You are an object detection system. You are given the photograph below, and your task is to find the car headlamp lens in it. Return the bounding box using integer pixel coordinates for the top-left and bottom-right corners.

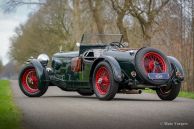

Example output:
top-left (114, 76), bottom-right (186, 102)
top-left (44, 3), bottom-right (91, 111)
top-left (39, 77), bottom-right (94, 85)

top-left (37, 54), bottom-right (50, 66)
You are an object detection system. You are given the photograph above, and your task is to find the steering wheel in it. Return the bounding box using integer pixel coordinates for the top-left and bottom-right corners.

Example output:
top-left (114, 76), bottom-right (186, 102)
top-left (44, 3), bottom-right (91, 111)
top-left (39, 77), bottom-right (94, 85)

top-left (109, 42), bottom-right (124, 48)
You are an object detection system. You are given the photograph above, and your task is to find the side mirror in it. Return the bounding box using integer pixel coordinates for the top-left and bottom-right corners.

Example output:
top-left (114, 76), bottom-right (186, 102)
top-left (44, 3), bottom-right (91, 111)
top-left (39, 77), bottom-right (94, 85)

top-left (76, 42), bottom-right (80, 47)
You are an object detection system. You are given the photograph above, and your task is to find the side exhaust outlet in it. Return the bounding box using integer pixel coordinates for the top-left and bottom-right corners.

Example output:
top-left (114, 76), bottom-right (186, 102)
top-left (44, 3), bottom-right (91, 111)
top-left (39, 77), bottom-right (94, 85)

top-left (119, 89), bottom-right (142, 94)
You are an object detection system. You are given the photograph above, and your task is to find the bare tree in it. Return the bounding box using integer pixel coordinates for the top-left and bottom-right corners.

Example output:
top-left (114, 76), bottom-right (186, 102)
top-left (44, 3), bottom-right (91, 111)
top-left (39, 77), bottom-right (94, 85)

top-left (88, 0), bottom-right (105, 34)
top-left (111, 0), bottom-right (169, 46)
top-left (0, 59), bottom-right (3, 73)
top-left (3, 0), bottom-right (45, 12)
top-left (192, 0), bottom-right (194, 91)
top-left (111, 0), bottom-right (130, 42)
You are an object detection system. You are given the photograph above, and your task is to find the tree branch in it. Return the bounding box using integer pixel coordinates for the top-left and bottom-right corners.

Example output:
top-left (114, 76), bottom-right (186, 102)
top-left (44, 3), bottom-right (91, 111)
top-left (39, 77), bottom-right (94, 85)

top-left (3, 0), bottom-right (45, 12)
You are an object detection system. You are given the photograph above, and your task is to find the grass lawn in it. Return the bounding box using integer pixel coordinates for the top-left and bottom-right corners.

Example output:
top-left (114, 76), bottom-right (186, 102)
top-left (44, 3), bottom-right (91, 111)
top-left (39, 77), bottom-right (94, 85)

top-left (144, 89), bottom-right (194, 99)
top-left (0, 80), bottom-right (21, 129)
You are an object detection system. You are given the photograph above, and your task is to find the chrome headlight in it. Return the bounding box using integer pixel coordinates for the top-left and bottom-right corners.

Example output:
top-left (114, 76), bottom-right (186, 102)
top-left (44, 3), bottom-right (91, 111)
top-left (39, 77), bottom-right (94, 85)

top-left (37, 54), bottom-right (50, 66)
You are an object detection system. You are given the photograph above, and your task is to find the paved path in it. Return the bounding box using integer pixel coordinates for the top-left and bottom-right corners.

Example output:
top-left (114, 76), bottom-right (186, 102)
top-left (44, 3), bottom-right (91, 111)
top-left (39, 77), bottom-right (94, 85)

top-left (11, 80), bottom-right (194, 129)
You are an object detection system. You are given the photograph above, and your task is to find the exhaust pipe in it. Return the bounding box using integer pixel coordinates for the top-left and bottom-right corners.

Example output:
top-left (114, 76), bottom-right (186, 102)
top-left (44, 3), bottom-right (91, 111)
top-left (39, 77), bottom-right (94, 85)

top-left (119, 89), bottom-right (142, 94)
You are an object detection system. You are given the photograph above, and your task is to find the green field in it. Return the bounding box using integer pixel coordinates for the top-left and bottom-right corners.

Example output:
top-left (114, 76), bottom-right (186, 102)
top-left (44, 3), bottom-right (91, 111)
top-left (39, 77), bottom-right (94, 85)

top-left (0, 80), bottom-right (21, 129)
top-left (144, 89), bottom-right (194, 99)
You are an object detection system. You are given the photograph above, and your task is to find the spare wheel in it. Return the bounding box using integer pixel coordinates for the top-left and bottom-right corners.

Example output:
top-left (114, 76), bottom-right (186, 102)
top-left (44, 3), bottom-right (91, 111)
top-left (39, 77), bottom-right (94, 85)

top-left (135, 47), bottom-right (171, 85)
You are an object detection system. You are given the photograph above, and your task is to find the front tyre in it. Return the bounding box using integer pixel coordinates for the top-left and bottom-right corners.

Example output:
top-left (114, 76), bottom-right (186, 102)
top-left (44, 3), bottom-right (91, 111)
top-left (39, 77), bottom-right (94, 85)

top-left (92, 61), bottom-right (118, 100)
top-left (156, 83), bottom-right (181, 101)
top-left (18, 64), bottom-right (48, 97)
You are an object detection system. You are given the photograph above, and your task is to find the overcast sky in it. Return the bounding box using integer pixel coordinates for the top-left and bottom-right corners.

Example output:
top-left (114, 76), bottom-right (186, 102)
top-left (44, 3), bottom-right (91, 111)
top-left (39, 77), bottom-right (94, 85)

top-left (0, 1), bottom-right (38, 65)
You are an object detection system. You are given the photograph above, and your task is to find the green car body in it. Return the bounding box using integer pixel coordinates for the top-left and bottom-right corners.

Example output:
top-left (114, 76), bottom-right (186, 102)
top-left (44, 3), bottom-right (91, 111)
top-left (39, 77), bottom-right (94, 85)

top-left (18, 34), bottom-right (184, 100)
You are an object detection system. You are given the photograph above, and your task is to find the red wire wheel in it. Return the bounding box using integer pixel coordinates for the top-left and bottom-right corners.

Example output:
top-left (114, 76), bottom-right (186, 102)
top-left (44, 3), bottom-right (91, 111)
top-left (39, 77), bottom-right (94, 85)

top-left (95, 66), bottom-right (110, 95)
top-left (93, 61), bottom-right (118, 100)
top-left (156, 83), bottom-right (181, 101)
top-left (18, 65), bottom-right (48, 97)
top-left (142, 52), bottom-right (167, 73)
top-left (21, 68), bottom-right (39, 93)
top-left (135, 47), bottom-right (171, 85)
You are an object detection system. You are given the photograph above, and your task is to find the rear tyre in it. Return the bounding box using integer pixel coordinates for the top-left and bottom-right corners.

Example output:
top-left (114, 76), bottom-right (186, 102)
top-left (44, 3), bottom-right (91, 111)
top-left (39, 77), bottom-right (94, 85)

top-left (18, 64), bottom-right (48, 97)
top-left (92, 61), bottom-right (118, 100)
top-left (77, 90), bottom-right (94, 96)
top-left (135, 47), bottom-right (171, 85)
top-left (156, 83), bottom-right (181, 101)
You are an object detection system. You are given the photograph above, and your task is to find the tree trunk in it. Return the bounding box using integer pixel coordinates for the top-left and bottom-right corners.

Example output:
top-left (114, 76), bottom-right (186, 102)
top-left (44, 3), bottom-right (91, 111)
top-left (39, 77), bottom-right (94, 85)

top-left (192, 0), bottom-right (194, 92)
top-left (116, 12), bottom-right (129, 43)
top-left (73, 0), bottom-right (81, 42)
top-left (88, 0), bottom-right (104, 34)
top-left (143, 23), bottom-right (152, 46)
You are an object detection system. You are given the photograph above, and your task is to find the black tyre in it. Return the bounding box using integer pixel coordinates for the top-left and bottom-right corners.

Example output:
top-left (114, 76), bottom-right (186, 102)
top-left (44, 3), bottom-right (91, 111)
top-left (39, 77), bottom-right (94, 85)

top-left (156, 83), bottom-right (181, 101)
top-left (18, 64), bottom-right (48, 97)
top-left (135, 47), bottom-right (171, 85)
top-left (92, 61), bottom-right (118, 100)
top-left (77, 90), bottom-right (94, 96)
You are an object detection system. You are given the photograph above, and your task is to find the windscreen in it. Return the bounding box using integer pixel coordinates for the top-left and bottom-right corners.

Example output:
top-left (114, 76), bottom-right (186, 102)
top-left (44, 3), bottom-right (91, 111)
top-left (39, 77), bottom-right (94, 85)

top-left (81, 34), bottom-right (123, 45)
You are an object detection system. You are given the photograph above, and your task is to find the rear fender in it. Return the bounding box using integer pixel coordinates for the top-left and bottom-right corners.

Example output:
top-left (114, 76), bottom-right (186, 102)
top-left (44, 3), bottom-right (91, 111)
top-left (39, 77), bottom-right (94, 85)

top-left (30, 59), bottom-right (47, 89)
top-left (167, 56), bottom-right (184, 81)
top-left (90, 56), bottom-right (123, 84)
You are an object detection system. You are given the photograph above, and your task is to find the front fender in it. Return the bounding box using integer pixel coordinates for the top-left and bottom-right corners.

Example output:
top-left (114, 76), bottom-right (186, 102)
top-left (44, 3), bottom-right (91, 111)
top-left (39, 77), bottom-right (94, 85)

top-left (30, 59), bottom-right (46, 89)
top-left (167, 56), bottom-right (184, 81)
top-left (90, 56), bottom-right (123, 82)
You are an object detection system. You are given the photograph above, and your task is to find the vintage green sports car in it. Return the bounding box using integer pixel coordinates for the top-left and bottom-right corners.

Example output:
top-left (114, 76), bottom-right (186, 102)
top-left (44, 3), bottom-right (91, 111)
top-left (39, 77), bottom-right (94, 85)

top-left (18, 34), bottom-right (184, 100)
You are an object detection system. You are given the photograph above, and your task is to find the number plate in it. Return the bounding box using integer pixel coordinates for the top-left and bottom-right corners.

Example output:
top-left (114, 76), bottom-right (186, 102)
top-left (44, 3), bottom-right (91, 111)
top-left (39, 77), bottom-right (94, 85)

top-left (148, 73), bottom-right (169, 80)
